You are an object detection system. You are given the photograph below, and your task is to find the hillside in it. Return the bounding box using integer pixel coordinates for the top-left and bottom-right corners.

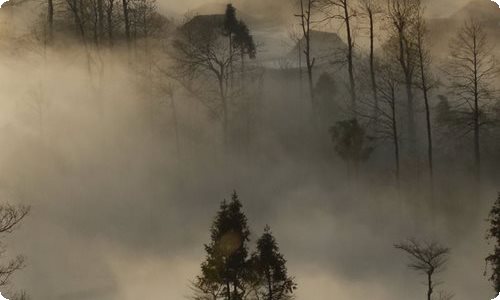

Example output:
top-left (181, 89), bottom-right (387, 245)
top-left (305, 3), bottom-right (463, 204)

top-left (428, 0), bottom-right (500, 58)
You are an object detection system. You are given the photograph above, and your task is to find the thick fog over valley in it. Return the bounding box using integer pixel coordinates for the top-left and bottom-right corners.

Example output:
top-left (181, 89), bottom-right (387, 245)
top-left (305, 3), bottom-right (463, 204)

top-left (0, 0), bottom-right (498, 300)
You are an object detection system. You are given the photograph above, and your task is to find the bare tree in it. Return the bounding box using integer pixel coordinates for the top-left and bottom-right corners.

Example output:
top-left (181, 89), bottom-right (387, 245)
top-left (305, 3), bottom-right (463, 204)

top-left (294, 0), bottom-right (320, 111)
top-left (386, 0), bottom-right (421, 155)
top-left (414, 9), bottom-right (437, 183)
top-left (359, 0), bottom-right (382, 124)
top-left (122, 0), bottom-right (131, 49)
top-left (445, 18), bottom-right (498, 182)
top-left (360, 57), bottom-right (402, 187)
top-left (320, 0), bottom-right (357, 115)
top-left (170, 15), bottom-right (241, 146)
top-left (395, 239), bottom-right (450, 300)
top-left (288, 26), bottom-right (305, 99)
top-left (47, 0), bottom-right (54, 42)
top-left (104, 0), bottom-right (116, 45)
top-left (0, 204), bottom-right (30, 287)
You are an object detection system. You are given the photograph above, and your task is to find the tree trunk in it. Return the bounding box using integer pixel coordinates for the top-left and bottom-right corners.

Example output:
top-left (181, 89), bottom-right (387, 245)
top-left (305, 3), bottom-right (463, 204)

top-left (122, 0), bottom-right (131, 49)
top-left (473, 37), bottom-right (481, 183)
top-left (396, 27), bottom-right (416, 157)
top-left (267, 269), bottom-right (273, 300)
top-left (218, 73), bottom-right (229, 147)
top-left (226, 281), bottom-right (231, 300)
top-left (343, 0), bottom-right (356, 116)
top-left (368, 11), bottom-right (378, 127)
top-left (170, 93), bottom-right (181, 159)
top-left (418, 44), bottom-right (433, 180)
top-left (300, 0), bottom-right (315, 113)
top-left (391, 86), bottom-right (400, 190)
top-left (47, 0), bottom-right (54, 41)
top-left (427, 272), bottom-right (433, 300)
top-left (106, 1), bottom-right (114, 46)
top-left (98, 0), bottom-right (104, 43)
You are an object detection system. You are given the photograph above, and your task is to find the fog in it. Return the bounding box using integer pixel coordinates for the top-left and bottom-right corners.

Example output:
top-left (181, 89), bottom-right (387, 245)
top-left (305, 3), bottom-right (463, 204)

top-left (0, 0), bottom-right (497, 300)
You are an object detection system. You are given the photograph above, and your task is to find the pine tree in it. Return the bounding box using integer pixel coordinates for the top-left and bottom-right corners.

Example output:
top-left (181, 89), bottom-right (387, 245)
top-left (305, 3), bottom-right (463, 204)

top-left (224, 4), bottom-right (239, 63)
top-left (193, 192), bottom-right (251, 300)
top-left (253, 226), bottom-right (296, 300)
top-left (486, 193), bottom-right (500, 293)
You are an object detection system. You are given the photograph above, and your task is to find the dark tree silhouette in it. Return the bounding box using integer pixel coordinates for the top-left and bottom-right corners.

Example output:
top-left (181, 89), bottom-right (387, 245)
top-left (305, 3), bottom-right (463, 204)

top-left (193, 192), bottom-right (251, 300)
top-left (486, 193), bottom-right (500, 293)
top-left (359, 0), bottom-right (382, 125)
top-left (386, 0), bottom-right (421, 157)
top-left (294, 0), bottom-right (321, 112)
top-left (252, 226), bottom-right (297, 300)
top-left (395, 239), bottom-right (450, 300)
top-left (320, 0), bottom-right (357, 115)
top-left (445, 18), bottom-right (498, 183)
top-left (330, 119), bottom-right (373, 177)
top-left (0, 204), bottom-right (30, 287)
top-left (415, 10), bottom-right (437, 183)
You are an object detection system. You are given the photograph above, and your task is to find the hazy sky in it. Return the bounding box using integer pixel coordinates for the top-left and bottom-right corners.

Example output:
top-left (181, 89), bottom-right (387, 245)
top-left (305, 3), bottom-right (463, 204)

top-left (158, 0), bottom-right (474, 18)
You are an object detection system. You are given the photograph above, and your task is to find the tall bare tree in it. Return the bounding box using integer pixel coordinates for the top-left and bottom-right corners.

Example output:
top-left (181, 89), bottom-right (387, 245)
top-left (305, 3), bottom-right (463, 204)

top-left (415, 9), bottom-right (437, 182)
top-left (386, 0), bottom-right (421, 155)
top-left (359, 0), bottom-right (382, 124)
top-left (104, 0), bottom-right (116, 45)
top-left (295, 0), bottom-right (320, 112)
top-left (122, 0), bottom-right (131, 49)
top-left (320, 0), bottom-right (357, 115)
top-left (445, 18), bottom-right (498, 182)
top-left (171, 16), bottom-right (241, 146)
top-left (395, 239), bottom-right (450, 300)
top-left (0, 204), bottom-right (30, 287)
top-left (47, 0), bottom-right (54, 42)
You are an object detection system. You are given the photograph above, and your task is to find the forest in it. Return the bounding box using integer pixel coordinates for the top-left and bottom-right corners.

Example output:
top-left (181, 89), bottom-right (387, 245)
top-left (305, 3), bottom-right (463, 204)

top-left (0, 0), bottom-right (497, 299)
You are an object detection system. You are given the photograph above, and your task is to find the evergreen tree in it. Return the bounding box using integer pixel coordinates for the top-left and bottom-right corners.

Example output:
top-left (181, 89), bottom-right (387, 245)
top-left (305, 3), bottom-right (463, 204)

top-left (224, 4), bottom-right (238, 38)
top-left (253, 226), bottom-right (296, 300)
top-left (486, 193), bottom-right (500, 293)
top-left (194, 192), bottom-right (251, 300)
top-left (224, 3), bottom-right (239, 59)
top-left (234, 20), bottom-right (256, 60)
top-left (330, 119), bottom-right (374, 177)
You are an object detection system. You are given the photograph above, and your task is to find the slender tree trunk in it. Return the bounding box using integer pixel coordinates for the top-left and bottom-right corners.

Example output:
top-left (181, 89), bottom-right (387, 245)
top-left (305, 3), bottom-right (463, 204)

top-left (391, 86), bottom-right (400, 189)
top-left (427, 272), bottom-right (433, 300)
top-left (218, 74), bottom-right (229, 146)
top-left (106, 1), bottom-right (114, 46)
top-left (299, 0), bottom-right (315, 112)
top-left (98, 0), bottom-right (104, 42)
top-left (226, 282), bottom-right (231, 300)
top-left (170, 93), bottom-right (181, 158)
top-left (122, 0), bottom-right (131, 50)
top-left (47, 0), bottom-right (54, 41)
top-left (397, 27), bottom-right (416, 156)
top-left (343, 0), bottom-right (356, 115)
top-left (298, 35), bottom-right (304, 99)
top-left (418, 45), bottom-right (433, 180)
top-left (267, 270), bottom-right (273, 300)
top-left (405, 74), bottom-right (416, 154)
top-left (368, 11), bottom-right (378, 126)
top-left (473, 37), bottom-right (481, 183)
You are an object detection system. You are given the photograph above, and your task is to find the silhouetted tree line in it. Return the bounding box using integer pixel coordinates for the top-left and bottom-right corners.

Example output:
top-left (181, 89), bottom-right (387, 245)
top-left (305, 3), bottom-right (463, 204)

top-left (37, 0), bottom-right (168, 47)
top-left (292, 0), bottom-right (499, 192)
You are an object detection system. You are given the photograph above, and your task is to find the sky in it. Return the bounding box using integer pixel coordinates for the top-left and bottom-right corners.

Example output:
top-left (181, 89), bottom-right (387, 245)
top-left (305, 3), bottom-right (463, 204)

top-left (157, 0), bottom-right (476, 18)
